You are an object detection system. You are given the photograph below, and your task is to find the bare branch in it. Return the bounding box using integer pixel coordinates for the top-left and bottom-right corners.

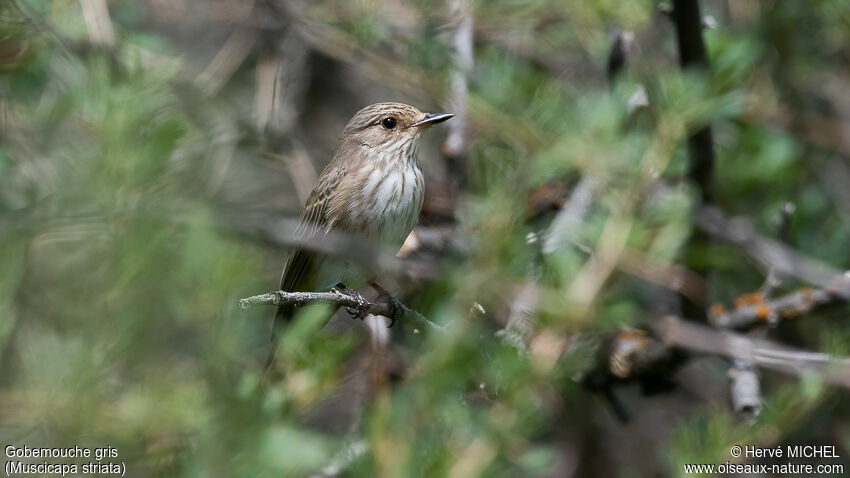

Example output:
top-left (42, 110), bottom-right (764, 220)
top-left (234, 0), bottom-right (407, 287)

top-left (240, 289), bottom-right (446, 334)
top-left (697, 207), bottom-right (850, 299)
top-left (604, 311), bottom-right (850, 392)
top-left (652, 315), bottom-right (850, 389)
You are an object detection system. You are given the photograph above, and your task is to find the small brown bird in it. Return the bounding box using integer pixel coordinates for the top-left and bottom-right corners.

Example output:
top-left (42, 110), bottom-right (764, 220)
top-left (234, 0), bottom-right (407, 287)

top-left (273, 102), bottom-right (453, 331)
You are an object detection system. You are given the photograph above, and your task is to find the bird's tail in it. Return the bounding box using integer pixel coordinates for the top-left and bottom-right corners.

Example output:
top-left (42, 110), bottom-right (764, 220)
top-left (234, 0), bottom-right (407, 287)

top-left (264, 302), bottom-right (296, 383)
top-left (273, 302), bottom-right (296, 331)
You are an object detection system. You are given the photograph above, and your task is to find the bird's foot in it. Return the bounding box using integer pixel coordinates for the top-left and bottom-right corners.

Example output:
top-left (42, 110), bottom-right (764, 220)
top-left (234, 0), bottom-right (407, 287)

top-left (384, 296), bottom-right (404, 328)
top-left (335, 283), bottom-right (369, 320)
top-left (368, 281), bottom-right (404, 328)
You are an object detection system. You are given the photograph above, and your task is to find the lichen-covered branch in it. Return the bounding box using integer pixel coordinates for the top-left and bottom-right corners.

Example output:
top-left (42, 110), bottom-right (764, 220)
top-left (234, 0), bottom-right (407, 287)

top-left (708, 287), bottom-right (835, 329)
top-left (603, 316), bottom-right (850, 390)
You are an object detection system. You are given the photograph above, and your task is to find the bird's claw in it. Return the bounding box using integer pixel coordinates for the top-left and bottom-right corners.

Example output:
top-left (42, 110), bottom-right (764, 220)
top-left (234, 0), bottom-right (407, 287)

top-left (368, 281), bottom-right (405, 328)
top-left (336, 284), bottom-right (368, 320)
top-left (385, 297), bottom-right (404, 328)
top-left (333, 282), bottom-right (404, 326)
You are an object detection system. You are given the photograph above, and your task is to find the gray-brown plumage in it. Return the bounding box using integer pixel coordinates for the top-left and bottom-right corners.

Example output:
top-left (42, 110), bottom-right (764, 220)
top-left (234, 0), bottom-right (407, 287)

top-left (273, 102), bottom-right (453, 331)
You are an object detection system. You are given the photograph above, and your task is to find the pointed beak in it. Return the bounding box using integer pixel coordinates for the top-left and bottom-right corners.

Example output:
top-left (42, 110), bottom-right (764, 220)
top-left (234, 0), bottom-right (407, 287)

top-left (410, 112), bottom-right (454, 128)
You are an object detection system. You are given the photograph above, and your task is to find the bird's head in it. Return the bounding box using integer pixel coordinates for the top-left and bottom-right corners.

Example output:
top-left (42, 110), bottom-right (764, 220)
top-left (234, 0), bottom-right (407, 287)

top-left (340, 102), bottom-right (453, 157)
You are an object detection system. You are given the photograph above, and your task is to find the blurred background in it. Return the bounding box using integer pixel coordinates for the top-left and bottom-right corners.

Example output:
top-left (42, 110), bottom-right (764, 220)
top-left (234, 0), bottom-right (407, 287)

top-left (2, 0), bottom-right (850, 476)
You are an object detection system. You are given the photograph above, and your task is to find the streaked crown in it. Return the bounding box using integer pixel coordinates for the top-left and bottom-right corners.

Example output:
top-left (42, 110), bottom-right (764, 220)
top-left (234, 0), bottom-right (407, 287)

top-left (343, 102), bottom-right (424, 135)
top-left (338, 102), bottom-right (453, 159)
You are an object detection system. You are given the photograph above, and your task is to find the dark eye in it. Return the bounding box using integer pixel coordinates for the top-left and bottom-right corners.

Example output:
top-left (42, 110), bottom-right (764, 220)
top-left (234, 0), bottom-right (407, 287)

top-left (381, 117), bottom-right (397, 130)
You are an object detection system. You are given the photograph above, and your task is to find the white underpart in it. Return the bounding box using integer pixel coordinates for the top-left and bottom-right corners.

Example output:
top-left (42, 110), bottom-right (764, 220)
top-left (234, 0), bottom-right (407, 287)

top-left (357, 136), bottom-right (424, 250)
top-left (316, 136), bottom-right (423, 289)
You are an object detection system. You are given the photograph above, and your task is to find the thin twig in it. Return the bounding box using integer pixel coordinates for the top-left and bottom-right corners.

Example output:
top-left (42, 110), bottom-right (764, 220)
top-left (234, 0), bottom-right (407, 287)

top-left (240, 290), bottom-right (445, 334)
